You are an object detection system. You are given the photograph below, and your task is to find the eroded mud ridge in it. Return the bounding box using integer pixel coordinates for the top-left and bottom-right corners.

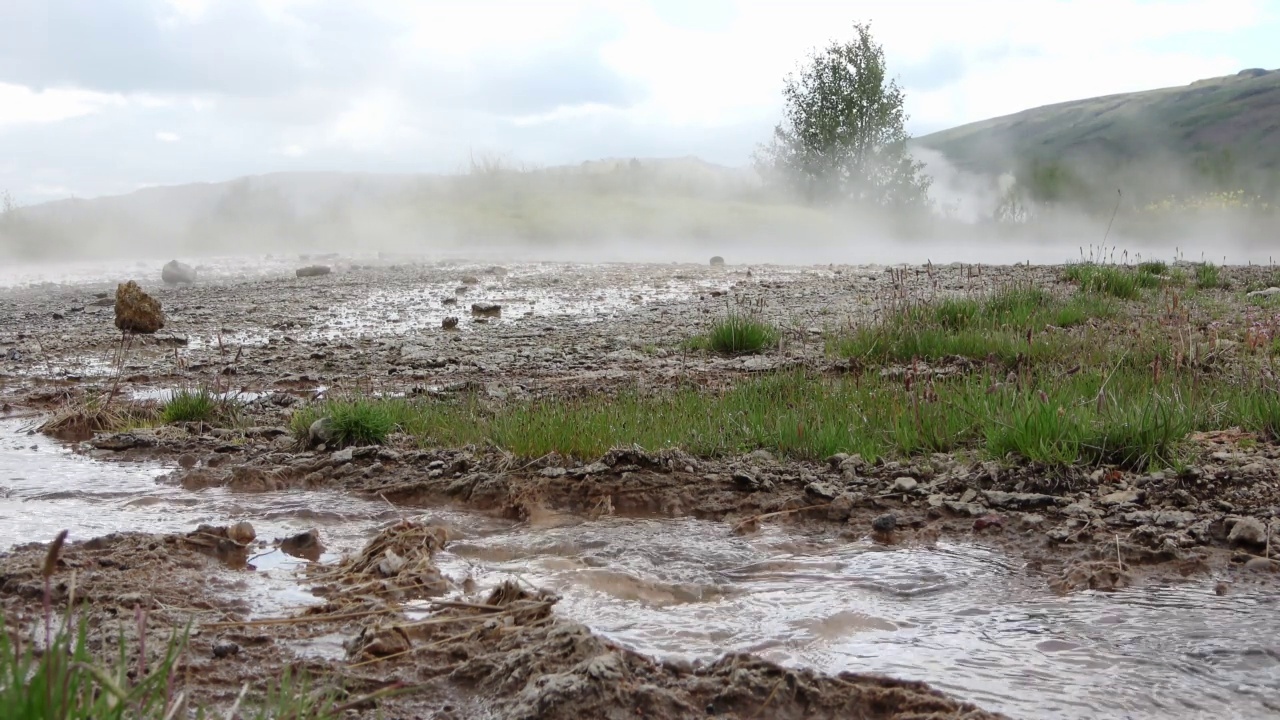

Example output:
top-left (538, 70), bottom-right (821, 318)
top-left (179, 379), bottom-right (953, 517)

top-left (4, 255), bottom-right (1280, 717)
top-left (0, 522), bottom-right (1005, 719)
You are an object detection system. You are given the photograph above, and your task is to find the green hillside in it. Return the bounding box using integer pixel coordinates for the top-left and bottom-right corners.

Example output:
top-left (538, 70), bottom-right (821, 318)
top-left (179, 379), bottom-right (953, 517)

top-left (915, 68), bottom-right (1280, 200)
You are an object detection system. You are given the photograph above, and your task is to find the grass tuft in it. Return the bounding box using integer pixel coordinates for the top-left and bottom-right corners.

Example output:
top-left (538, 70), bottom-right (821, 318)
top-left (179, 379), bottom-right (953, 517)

top-left (291, 398), bottom-right (398, 448)
top-left (1194, 262), bottom-right (1226, 289)
top-left (1063, 264), bottom-right (1142, 300)
top-left (159, 387), bottom-right (221, 424)
top-left (695, 313), bottom-right (779, 355)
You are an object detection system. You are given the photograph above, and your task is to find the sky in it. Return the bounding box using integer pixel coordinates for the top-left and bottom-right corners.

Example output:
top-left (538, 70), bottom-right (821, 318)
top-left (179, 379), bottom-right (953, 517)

top-left (0, 0), bottom-right (1277, 204)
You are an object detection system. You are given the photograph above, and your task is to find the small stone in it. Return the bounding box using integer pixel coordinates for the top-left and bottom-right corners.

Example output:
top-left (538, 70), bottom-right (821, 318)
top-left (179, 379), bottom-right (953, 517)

top-left (470, 302), bottom-right (502, 318)
top-left (331, 447), bottom-right (354, 464)
top-left (973, 514), bottom-right (1005, 531)
top-left (805, 481), bottom-right (839, 500)
top-left (227, 521), bottom-right (256, 545)
top-left (1100, 489), bottom-right (1141, 506)
top-left (709, 256), bottom-right (725, 267)
top-left (1227, 517), bottom-right (1268, 547)
top-left (296, 265), bottom-right (331, 278)
top-left (871, 513), bottom-right (897, 533)
top-left (1243, 556), bottom-right (1278, 573)
top-left (212, 641), bottom-right (240, 659)
top-left (442, 316), bottom-right (459, 330)
top-left (891, 477), bottom-right (918, 493)
top-left (161, 260), bottom-right (198, 285)
top-left (539, 466), bottom-right (567, 478)
top-left (308, 417), bottom-right (335, 447)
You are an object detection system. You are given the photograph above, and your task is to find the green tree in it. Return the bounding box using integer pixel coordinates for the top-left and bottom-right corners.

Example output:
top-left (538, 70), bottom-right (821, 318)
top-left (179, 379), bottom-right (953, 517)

top-left (755, 22), bottom-right (932, 210)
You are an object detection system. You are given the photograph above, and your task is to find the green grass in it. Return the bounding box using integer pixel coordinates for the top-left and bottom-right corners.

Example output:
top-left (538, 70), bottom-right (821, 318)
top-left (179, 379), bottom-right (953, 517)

top-left (288, 368), bottom-right (1280, 471)
top-left (1062, 264), bottom-right (1143, 299)
top-left (292, 398), bottom-right (398, 448)
top-left (829, 286), bottom-right (1115, 365)
top-left (1137, 261), bottom-right (1168, 276)
top-left (0, 616), bottom-right (341, 719)
top-left (1195, 262), bottom-right (1226, 289)
top-left (689, 313), bottom-right (779, 355)
top-left (159, 387), bottom-right (223, 424)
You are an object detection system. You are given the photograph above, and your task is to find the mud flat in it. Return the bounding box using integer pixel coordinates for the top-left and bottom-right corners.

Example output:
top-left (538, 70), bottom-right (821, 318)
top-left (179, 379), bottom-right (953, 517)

top-left (3, 253), bottom-right (1280, 717)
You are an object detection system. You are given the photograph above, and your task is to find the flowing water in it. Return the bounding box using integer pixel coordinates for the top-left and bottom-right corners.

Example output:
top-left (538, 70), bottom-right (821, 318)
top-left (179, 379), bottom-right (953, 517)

top-left (1, 419), bottom-right (1277, 719)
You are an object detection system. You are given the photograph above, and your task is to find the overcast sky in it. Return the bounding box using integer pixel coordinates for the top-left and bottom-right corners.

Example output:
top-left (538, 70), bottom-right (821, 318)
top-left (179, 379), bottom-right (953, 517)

top-left (1, 0), bottom-right (1276, 203)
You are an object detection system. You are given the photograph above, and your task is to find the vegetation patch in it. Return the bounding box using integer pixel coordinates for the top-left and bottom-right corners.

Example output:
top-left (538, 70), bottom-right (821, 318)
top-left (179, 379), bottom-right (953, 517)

top-left (289, 367), bottom-right (1280, 472)
top-left (829, 285), bottom-right (1115, 365)
top-left (688, 313), bottom-right (780, 355)
top-left (290, 397), bottom-right (398, 448)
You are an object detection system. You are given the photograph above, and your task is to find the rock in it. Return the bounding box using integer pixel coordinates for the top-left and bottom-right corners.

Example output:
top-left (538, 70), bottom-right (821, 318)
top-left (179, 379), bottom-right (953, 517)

top-left (461, 275), bottom-right (480, 285)
top-left (212, 641), bottom-right (241, 659)
top-left (396, 346), bottom-right (452, 369)
top-left (834, 453), bottom-right (865, 476)
top-left (1246, 286), bottom-right (1280, 298)
top-left (161, 260), bottom-right (197, 285)
top-left (90, 432), bottom-right (156, 451)
top-left (891, 476), bottom-right (918, 493)
top-left (871, 513), bottom-right (897, 533)
top-left (973, 515), bottom-right (1005, 531)
top-left (442, 316), bottom-right (459, 330)
top-left (296, 265), bottom-right (331, 278)
top-left (804, 481), bottom-right (839, 500)
top-left (709, 256), bottom-right (725, 267)
top-left (1100, 489), bottom-right (1142, 507)
top-left (280, 529), bottom-right (323, 561)
top-left (114, 281), bottom-right (165, 334)
top-left (1238, 462), bottom-right (1266, 476)
top-left (331, 447), bottom-right (354, 464)
top-left (227, 521), bottom-right (256, 545)
top-left (471, 302), bottom-right (502, 318)
top-left (981, 490), bottom-right (1057, 510)
top-left (308, 417), bottom-right (335, 447)
top-left (732, 472), bottom-right (773, 492)
top-left (539, 467), bottom-right (567, 478)
top-left (1244, 556), bottom-right (1279, 572)
top-left (1227, 517), bottom-right (1268, 547)
top-left (443, 297), bottom-right (458, 306)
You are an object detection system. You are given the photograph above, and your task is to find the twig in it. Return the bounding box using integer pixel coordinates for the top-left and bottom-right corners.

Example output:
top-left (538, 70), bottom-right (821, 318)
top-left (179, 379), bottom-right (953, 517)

top-left (200, 607), bottom-right (396, 628)
top-left (731, 503), bottom-right (831, 532)
top-left (224, 683), bottom-right (249, 720)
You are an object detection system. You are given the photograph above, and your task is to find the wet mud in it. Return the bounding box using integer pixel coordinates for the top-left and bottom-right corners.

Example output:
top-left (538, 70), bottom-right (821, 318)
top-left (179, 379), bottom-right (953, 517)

top-left (4, 255), bottom-right (1280, 717)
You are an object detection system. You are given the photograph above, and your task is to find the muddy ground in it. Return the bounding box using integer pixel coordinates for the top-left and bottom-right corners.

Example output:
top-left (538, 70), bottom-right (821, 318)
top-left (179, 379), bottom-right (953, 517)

top-left (2, 256), bottom-right (1280, 717)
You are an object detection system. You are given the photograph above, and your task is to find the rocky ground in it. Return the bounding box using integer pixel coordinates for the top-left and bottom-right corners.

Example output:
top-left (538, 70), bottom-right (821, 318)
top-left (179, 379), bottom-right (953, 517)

top-left (3, 255), bottom-right (1280, 717)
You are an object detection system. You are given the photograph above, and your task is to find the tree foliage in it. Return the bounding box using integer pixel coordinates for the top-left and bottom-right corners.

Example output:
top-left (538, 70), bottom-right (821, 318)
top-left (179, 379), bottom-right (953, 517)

top-left (755, 22), bottom-right (932, 211)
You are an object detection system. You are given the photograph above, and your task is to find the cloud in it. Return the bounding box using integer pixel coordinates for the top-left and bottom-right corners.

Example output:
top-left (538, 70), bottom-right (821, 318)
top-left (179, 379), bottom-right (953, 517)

top-left (0, 82), bottom-right (123, 128)
top-left (0, 0), bottom-right (1275, 202)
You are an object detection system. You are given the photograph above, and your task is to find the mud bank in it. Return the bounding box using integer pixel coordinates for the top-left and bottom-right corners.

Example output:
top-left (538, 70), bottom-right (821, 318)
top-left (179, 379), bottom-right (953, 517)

top-left (71, 425), bottom-right (1280, 595)
top-left (0, 522), bottom-right (1007, 719)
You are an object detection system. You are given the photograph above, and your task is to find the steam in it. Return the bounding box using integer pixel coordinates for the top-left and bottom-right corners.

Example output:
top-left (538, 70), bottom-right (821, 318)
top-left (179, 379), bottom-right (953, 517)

top-left (2, 140), bottom-right (1276, 270)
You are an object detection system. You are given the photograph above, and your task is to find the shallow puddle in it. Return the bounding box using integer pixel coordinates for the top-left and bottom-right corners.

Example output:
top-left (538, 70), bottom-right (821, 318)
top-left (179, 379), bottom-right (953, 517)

top-left (2, 422), bottom-right (1277, 719)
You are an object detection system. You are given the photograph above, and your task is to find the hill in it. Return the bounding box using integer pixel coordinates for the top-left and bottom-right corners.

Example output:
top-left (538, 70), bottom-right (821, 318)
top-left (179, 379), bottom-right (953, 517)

top-left (914, 68), bottom-right (1280, 199)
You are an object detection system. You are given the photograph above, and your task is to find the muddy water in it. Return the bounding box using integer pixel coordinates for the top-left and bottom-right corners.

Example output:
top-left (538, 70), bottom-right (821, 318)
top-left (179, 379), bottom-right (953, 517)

top-left (2, 423), bottom-right (1276, 719)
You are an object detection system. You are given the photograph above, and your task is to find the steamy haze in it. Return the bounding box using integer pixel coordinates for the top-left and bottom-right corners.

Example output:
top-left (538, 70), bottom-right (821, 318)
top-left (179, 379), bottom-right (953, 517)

top-left (2, 0), bottom-right (1279, 269)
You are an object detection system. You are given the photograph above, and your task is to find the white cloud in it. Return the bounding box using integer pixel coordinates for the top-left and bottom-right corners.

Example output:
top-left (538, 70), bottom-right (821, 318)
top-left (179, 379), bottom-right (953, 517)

top-left (0, 83), bottom-right (123, 128)
top-left (0, 0), bottom-right (1274, 202)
